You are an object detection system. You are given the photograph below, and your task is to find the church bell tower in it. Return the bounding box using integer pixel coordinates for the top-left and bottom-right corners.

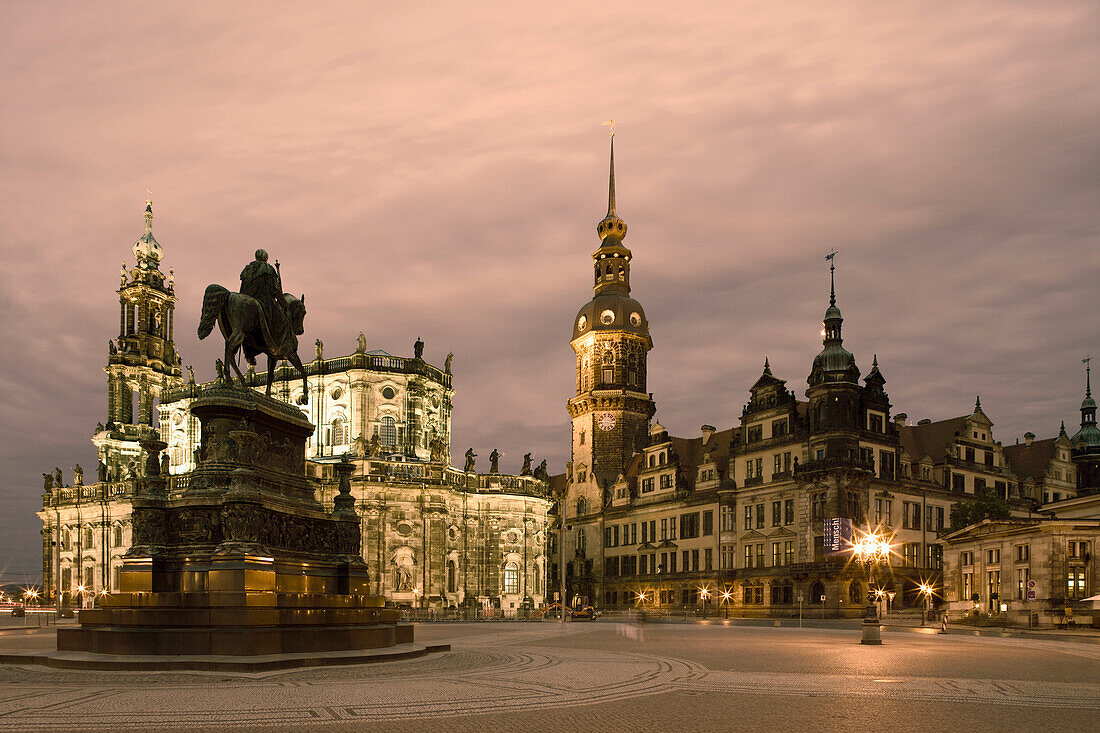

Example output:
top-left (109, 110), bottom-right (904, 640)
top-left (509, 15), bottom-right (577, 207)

top-left (566, 135), bottom-right (656, 510)
top-left (93, 201), bottom-right (183, 480)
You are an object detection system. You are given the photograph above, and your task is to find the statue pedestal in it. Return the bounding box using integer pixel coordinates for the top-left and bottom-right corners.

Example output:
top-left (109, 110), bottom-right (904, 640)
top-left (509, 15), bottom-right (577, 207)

top-left (57, 385), bottom-right (422, 665)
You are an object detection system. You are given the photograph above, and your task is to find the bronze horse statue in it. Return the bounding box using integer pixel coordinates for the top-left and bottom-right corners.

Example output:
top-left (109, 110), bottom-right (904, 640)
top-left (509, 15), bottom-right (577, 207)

top-left (197, 285), bottom-right (309, 404)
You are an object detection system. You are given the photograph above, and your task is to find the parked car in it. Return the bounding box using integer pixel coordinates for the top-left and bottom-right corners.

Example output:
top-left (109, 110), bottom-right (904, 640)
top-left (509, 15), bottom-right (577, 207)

top-left (2, 602), bottom-right (25, 617)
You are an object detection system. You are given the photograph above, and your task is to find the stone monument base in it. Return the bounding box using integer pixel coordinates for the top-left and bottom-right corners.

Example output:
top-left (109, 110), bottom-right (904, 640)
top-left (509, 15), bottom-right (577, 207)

top-left (48, 384), bottom-right (430, 669)
top-left (59, 591), bottom-right (409, 657)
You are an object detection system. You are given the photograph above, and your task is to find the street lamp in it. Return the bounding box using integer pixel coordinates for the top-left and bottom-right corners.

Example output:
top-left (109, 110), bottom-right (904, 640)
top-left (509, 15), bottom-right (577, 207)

top-left (699, 587), bottom-right (710, 620)
top-left (722, 590), bottom-right (732, 619)
top-left (918, 582), bottom-right (934, 626)
top-left (852, 531), bottom-right (891, 645)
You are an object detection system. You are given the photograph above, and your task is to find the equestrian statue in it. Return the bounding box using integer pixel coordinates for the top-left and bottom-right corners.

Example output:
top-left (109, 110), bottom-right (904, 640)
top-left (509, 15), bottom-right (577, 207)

top-left (197, 249), bottom-right (309, 404)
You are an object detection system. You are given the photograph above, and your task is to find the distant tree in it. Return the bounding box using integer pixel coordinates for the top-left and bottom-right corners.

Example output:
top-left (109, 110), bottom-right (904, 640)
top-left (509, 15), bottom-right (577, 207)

top-left (950, 486), bottom-right (1011, 530)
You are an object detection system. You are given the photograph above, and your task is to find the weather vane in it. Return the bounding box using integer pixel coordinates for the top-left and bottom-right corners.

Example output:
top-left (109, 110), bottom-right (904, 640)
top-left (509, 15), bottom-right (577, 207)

top-left (601, 119), bottom-right (617, 138)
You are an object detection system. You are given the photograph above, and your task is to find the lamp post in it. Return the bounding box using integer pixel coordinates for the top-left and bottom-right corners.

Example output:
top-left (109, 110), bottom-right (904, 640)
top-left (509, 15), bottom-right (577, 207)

top-left (722, 590), bottom-right (731, 619)
top-left (700, 587), bottom-right (710, 620)
top-left (918, 583), bottom-right (933, 626)
top-left (852, 531), bottom-right (891, 645)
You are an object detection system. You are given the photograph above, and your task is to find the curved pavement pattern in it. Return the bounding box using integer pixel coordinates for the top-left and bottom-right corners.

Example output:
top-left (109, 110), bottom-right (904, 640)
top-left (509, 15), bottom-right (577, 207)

top-left (1, 624), bottom-right (1098, 730)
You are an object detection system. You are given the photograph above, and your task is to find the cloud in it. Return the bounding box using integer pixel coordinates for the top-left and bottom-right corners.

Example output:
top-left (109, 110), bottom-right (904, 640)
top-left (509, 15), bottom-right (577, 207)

top-left (1, 1), bottom-right (1098, 579)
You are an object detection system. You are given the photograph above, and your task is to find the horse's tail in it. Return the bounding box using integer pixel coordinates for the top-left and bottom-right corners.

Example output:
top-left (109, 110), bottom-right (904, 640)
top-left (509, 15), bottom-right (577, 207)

top-left (198, 284), bottom-right (229, 340)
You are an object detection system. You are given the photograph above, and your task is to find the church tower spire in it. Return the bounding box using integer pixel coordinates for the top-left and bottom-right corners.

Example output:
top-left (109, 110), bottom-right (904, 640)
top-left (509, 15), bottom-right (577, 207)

top-left (592, 133), bottom-right (633, 297)
top-left (568, 130), bottom-right (655, 496)
top-left (1071, 355), bottom-right (1100, 495)
top-left (596, 135), bottom-right (627, 241)
top-left (96, 200), bottom-right (184, 481)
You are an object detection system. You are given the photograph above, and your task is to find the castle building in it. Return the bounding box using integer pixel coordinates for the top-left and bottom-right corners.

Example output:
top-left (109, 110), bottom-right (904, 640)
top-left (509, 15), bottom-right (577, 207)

top-left (555, 141), bottom-right (1089, 617)
top-left (38, 203), bottom-right (551, 615)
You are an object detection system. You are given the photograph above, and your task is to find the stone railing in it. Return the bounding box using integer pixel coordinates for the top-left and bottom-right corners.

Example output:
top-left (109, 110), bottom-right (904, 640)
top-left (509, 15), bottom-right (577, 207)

top-left (161, 352), bottom-right (451, 405)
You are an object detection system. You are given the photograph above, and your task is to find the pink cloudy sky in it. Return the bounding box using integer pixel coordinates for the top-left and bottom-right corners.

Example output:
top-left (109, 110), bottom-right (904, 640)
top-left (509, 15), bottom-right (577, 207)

top-left (1, 1), bottom-right (1098, 582)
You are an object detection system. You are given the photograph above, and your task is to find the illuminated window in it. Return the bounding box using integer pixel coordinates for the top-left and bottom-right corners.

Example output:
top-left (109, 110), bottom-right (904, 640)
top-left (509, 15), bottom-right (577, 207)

top-left (503, 562), bottom-right (519, 594)
top-left (379, 417), bottom-right (397, 446)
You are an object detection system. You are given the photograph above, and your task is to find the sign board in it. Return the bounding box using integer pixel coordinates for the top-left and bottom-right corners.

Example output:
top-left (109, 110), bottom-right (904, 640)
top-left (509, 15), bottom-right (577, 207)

top-left (1027, 590), bottom-right (1036, 601)
top-left (823, 517), bottom-right (853, 557)
top-left (1027, 579), bottom-right (1036, 590)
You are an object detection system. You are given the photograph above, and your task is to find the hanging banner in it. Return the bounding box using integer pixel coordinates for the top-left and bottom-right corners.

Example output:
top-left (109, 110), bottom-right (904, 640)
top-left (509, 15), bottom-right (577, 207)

top-left (823, 517), bottom-right (853, 557)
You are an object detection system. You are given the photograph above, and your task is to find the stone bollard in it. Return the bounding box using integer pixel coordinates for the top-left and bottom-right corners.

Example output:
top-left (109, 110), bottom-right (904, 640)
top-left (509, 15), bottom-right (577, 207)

top-left (860, 603), bottom-right (883, 645)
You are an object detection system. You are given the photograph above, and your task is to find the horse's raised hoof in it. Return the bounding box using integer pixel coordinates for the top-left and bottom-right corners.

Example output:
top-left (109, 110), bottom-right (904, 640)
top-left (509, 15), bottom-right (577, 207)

top-left (297, 395), bottom-right (308, 406)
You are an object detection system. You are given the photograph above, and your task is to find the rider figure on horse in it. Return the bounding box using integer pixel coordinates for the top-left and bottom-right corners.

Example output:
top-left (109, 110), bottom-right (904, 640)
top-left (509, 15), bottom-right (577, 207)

top-left (240, 250), bottom-right (290, 353)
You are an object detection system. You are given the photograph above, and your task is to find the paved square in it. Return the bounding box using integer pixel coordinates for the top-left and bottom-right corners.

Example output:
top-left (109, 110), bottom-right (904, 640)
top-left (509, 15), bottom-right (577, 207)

top-left (1, 622), bottom-right (1097, 732)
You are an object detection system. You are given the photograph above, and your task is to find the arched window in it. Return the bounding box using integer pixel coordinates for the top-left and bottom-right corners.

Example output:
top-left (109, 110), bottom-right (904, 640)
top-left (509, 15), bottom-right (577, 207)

top-left (447, 560), bottom-right (457, 593)
top-left (617, 265), bottom-right (624, 279)
top-left (648, 455), bottom-right (655, 468)
top-left (331, 416), bottom-right (348, 446)
top-left (576, 529), bottom-right (586, 553)
top-left (503, 561), bottom-right (519, 594)
top-left (113, 525), bottom-right (123, 547)
top-left (849, 581), bottom-right (864, 605)
top-left (84, 526), bottom-right (94, 547)
top-left (811, 581), bottom-right (825, 604)
top-left (576, 497), bottom-right (587, 516)
top-left (532, 563), bottom-right (540, 594)
top-left (380, 416), bottom-right (397, 447)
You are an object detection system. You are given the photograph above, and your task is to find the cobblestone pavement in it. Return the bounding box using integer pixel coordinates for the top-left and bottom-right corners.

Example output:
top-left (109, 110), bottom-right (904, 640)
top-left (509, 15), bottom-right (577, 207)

top-left (1, 623), bottom-right (1097, 732)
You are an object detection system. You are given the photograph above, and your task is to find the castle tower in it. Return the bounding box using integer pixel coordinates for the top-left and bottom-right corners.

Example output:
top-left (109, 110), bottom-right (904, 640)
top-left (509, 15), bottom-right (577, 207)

top-left (94, 201), bottom-right (183, 480)
top-left (806, 254), bottom-right (863, 463)
top-left (1071, 357), bottom-right (1100, 495)
top-left (566, 135), bottom-right (656, 506)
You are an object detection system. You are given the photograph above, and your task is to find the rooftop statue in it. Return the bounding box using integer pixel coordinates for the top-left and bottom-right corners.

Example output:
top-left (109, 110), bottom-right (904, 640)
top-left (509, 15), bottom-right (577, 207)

top-left (197, 249), bottom-right (309, 404)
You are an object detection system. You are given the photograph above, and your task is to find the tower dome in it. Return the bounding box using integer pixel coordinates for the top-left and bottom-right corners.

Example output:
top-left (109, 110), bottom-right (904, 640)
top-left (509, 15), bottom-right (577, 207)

top-left (1073, 358), bottom-right (1100, 449)
top-left (809, 254), bottom-right (857, 383)
top-left (132, 200), bottom-right (163, 268)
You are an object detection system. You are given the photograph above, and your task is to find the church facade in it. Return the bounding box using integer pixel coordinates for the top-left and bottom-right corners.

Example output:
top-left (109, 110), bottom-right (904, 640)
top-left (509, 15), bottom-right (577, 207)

top-left (554, 140), bottom-right (1091, 618)
top-left (37, 203), bottom-right (551, 615)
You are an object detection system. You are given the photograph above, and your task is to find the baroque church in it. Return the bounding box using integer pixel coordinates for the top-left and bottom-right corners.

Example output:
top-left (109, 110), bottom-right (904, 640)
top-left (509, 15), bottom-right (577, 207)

top-left (552, 138), bottom-right (1096, 617)
top-left (37, 202), bottom-right (551, 615)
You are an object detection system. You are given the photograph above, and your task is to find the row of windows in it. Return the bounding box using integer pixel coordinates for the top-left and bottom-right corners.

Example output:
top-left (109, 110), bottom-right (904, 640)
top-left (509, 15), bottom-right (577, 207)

top-left (443, 560), bottom-right (540, 595)
top-left (743, 452), bottom-right (793, 481)
top-left (900, 501), bottom-right (946, 532)
top-left (743, 500), bottom-right (795, 530)
top-left (962, 568), bottom-right (1089, 601)
top-left (962, 542), bottom-right (1089, 568)
top-left (741, 541), bottom-right (796, 569)
top-left (603, 512), bottom-right (714, 547)
top-left (639, 473), bottom-right (674, 493)
top-left (605, 548), bottom-right (714, 576)
top-left (60, 525), bottom-right (127, 550)
top-left (744, 419), bottom-right (788, 444)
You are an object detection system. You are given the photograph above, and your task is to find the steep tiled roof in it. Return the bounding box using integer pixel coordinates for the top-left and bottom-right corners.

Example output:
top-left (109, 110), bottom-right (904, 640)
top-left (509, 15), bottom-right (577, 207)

top-left (623, 427), bottom-right (736, 489)
top-left (898, 416), bottom-right (969, 461)
top-left (1003, 439), bottom-right (1056, 481)
top-left (548, 472), bottom-right (568, 497)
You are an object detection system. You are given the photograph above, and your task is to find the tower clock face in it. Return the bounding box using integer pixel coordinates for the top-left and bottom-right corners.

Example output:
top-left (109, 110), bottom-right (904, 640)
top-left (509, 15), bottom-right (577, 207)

top-left (597, 412), bottom-right (617, 431)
